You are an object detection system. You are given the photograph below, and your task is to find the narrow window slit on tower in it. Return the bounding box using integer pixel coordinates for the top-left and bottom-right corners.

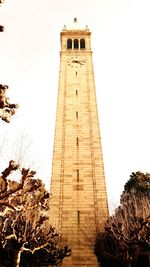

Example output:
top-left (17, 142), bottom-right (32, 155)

top-left (76, 90), bottom-right (78, 95)
top-left (76, 71), bottom-right (77, 76)
top-left (77, 211), bottom-right (80, 224)
top-left (76, 137), bottom-right (79, 146)
top-left (77, 169), bottom-right (79, 182)
top-left (76, 111), bottom-right (78, 119)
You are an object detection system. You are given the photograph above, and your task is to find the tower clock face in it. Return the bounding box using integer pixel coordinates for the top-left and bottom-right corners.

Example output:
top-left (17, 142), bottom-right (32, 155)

top-left (67, 56), bottom-right (86, 68)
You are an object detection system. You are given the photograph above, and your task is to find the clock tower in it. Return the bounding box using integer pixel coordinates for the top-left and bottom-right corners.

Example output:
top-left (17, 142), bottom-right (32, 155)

top-left (50, 19), bottom-right (109, 266)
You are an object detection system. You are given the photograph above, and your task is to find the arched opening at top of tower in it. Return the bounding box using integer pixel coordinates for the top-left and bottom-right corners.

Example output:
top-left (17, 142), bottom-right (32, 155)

top-left (67, 39), bottom-right (72, 49)
top-left (80, 39), bottom-right (85, 49)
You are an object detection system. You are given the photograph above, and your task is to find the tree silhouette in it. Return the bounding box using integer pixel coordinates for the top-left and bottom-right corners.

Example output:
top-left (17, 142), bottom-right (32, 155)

top-left (0, 1), bottom-right (5, 32)
top-left (0, 84), bottom-right (18, 122)
top-left (0, 1), bottom-right (18, 122)
top-left (0, 162), bottom-right (71, 266)
top-left (94, 172), bottom-right (150, 267)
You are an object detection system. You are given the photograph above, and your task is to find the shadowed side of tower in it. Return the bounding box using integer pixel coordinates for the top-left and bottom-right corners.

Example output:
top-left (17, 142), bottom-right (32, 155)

top-left (50, 19), bottom-right (109, 267)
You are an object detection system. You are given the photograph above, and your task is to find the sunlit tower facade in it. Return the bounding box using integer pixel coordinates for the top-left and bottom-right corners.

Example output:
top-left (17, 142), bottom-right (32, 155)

top-left (50, 19), bottom-right (109, 266)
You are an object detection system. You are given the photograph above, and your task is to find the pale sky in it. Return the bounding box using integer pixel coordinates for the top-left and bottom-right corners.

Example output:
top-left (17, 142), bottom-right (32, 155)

top-left (0, 0), bottom-right (150, 211)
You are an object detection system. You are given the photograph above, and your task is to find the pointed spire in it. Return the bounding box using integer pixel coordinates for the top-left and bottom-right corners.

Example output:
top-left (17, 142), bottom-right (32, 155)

top-left (63, 25), bottom-right (67, 31)
top-left (62, 18), bottom-right (90, 31)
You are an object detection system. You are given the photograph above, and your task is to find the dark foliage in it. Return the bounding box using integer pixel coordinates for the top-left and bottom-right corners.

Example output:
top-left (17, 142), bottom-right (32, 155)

top-left (0, 25), bottom-right (4, 32)
top-left (94, 172), bottom-right (150, 267)
top-left (0, 0), bottom-right (4, 32)
top-left (0, 85), bottom-right (18, 122)
top-left (124, 171), bottom-right (150, 194)
top-left (1, 2), bottom-right (18, 121)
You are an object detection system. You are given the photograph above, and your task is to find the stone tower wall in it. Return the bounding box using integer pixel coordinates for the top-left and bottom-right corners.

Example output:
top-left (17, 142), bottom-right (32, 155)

top-left (50, 21), bottom-right (109, 267)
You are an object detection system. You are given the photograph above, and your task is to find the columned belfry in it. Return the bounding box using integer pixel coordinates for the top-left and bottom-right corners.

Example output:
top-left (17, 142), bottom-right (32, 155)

top-left (50, 19), bottom-right (109, 266)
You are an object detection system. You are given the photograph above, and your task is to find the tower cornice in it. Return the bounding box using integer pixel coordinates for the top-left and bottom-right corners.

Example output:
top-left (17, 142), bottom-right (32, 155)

top-left (61, 30), bottom-right (91, 37)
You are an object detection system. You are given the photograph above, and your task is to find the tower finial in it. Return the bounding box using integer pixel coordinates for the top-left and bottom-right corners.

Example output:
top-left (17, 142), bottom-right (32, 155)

top-left (74, 18), bottom-right (77, 23)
